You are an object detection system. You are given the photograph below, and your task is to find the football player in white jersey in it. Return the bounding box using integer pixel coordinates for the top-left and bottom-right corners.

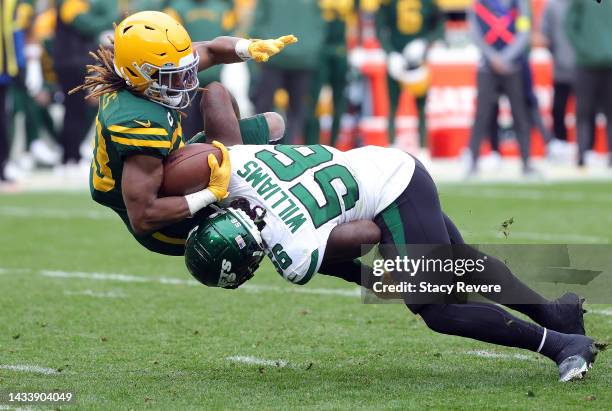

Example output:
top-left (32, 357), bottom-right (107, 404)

top-left (184, 83), bottom-right (601, 383)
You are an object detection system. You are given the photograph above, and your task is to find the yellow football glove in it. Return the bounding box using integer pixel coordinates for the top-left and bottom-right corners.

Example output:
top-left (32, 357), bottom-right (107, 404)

top-left (207, 141), bottom-right (231, 201)
top-left (248, 35), bottom-right (298, 63)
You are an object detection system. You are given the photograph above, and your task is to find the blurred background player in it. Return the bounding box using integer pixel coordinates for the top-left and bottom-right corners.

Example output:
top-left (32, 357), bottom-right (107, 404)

top-left (486, 18), bottom-right (553, 171)
top-left (9, 0), bottom-right (61, 173)
top-left (53, 0), bottom-right (123, 174)
top-left (164, 0), bottom-right (236, 138)
top-left (534, 0), bottom-right (578, 160)
top-left (0, 0), bottom-right (28, 183)
top-left (251, 0), bottom-right (325, 143)
top-left (376, 0), bottom-right (444, 152)
top-left (566, 0), bottom-right (612, 168)
top-left (304, 0), bottom-right (354, 146)
top-left (467, 0), bottom-right (534, 176)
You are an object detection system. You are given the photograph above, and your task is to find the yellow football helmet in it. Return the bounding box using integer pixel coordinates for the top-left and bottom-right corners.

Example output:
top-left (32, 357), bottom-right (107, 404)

top-left (113, 11), bottom-right (199, 109)
top-left (388, 39), bottom-right (431, 98)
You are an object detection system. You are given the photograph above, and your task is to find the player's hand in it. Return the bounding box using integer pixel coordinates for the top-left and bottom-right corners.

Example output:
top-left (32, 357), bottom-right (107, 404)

top-left (248, 35), bottom-right (298, 63)
top-left (207, 141), bottom-right (231, 201)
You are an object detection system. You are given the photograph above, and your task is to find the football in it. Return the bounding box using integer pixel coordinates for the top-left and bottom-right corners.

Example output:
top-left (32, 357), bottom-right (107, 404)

top-left (159, 143), bottom-right (223, 196)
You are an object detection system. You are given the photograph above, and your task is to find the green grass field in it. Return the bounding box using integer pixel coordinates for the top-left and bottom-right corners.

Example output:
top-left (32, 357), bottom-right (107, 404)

top-left (1, 182), bottom-right (611, 410)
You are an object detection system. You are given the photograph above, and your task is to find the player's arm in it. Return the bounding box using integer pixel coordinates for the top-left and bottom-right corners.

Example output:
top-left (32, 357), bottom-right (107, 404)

top-left (122, 141), bottom-right (231, 235)
top-left (323, 220), bottom-right (381, 263)
top-left (201, 81), bottom-right (243, 146)
top-left (122, 155), bottom-right (191, 235)
top-left (198, 81), bottom-right (285, 146)
top-left (194, 35), bottom-right (298, 72)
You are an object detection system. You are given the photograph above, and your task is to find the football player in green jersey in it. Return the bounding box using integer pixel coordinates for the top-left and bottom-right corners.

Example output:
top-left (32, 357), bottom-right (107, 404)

top-left (376, 0), bottom-right (445, 148)
top-left (72, 10), bottom-right (297, 256)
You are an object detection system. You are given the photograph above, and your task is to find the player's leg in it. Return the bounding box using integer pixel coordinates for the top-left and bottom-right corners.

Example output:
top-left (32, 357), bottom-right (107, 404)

top-left (0, 84), bottom-right (9, 181)
top-left (285, 69), bottom-right (312, 144)
top-left (194, 82), bottom-right (284, 146)
top-left (469, 71), bottom-right (500, 171)
top-left (416, 302), bottom-right (598, 382)
top-left (387, 75), bottom-right (400, 145)
top-left (374, 160), bottom-right (599, 379)
top-left (574, 68), bottom-right (599, 166)
top-left (56, 67), bottom-right (91, 164)
top-left (415, 95), bottom-right (427, 148)
top-left (552, 82), bottom-right (571, 141)
top-left (442, 213), bottom-right (585, 335)
top-left (503, 72), bottom-right (532, 171)
top-left (303, 55), bottom-right (326, 145)
top-left (252, 65), bottom-right (283, 115)
top-left (330, 52), bottom-right (349, 147)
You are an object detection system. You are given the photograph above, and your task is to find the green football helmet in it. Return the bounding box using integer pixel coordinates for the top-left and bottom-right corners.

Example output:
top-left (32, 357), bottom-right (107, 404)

top-left (185, 207), bottom-right (265, 289)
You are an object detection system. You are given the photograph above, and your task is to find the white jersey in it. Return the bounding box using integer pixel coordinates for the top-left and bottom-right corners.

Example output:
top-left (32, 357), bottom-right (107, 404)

top-left (227, 144), bottom-right (415, 284)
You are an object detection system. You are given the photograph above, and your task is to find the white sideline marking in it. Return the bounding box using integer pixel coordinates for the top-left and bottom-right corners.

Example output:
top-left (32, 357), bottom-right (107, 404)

top-left (0, 364), bottom-right (59, 375)
top-left (0, 406), bottom-right (37, 411)
top-left (442, 188), bottom-right (612, 204)
top-left (490, 231), bottom-right (609, 244)
top-left (38, 270), bottom-right (361, 298)
top-left (464, 350), bottom-right (535, 361)
top-left (0, 206), bottom-right (114, 220)
top-left (227, 355), bottom-right (288, 368)
top-left (590, 309), bottom-right (612, 316)
top-left (41, 270), bottom-right (200, 286)
top-left (63, 289), bottom-right (127, 299)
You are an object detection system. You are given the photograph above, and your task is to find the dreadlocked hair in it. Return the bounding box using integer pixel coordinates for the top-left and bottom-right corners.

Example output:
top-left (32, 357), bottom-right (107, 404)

top-left (69, 44), bottom-right (205, 116)
top-left (68, 44), bottom-right (136, 100)
top-left (229, 197), bottom-right (267, 232)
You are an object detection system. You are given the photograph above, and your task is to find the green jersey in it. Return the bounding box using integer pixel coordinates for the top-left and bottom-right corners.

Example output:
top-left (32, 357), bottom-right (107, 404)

top-left (90, 89), bottom-right (272, 256)
top-left (376, 0), bottom-right (444, 52)
top-left (320, 0), bottom-right (354, 48)
top-left (165, 0), bottom-right (233, 85)
top-left (90, 89), bottom-right (186, 254)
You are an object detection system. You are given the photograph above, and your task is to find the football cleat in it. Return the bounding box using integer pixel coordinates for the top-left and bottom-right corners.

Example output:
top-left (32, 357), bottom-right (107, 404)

top-left (557, 336), bottom-right (605, 382)
top-left (549, 293), bottom-right (586, 335)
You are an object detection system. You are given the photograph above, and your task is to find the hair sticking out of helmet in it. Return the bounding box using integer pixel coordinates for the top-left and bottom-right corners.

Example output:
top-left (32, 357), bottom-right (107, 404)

top-left (68, 44), bottom-right (135, 100)
top-left (229, 197), bottom-right (267, 232)
top-left (70, 11), bottom-right (204, 109)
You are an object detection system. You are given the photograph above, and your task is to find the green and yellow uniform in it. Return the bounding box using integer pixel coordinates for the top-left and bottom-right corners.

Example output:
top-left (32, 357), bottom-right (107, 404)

top-left (376, 0), bottom-right (444, 145)
top-left (305, 0), bottom-right (354, 146)
top-left (164, 0), bottom-right (235, 138)
top-left (165, 0), bottom-right (234, 86)
top-left (131, 0), bottom-right (169, 12)
top-left (10, 4), bottom-right (59, 151)
top-left (91, 89), bottom-right (271, 256)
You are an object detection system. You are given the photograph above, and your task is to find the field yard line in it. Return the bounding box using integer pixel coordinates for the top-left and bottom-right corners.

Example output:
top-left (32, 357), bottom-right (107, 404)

top-left (0, 206), bottom-right (114, 220)
top-left (441, 188), bottom-right (612, 203)
top-left (464, 350), bottom-right (535, 361)
top-left (0, 364), bottom-right (59, 375)
top-left (226, 355), bottom-right (289, 368)
top-left (0, 406), bottom-right (37, 411)
top-left (40, 270), bottom-right (204, 286)
top-left (590, 309), bottom-right (612, 316)
top-left (63, 289), bottom-right (127, 299)
top-left (244, 284), bottom-right (361, 297)
top-left (37, 269), bottom-right (361, 298)
top-left (488, 231), bottom-right (609, 243)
